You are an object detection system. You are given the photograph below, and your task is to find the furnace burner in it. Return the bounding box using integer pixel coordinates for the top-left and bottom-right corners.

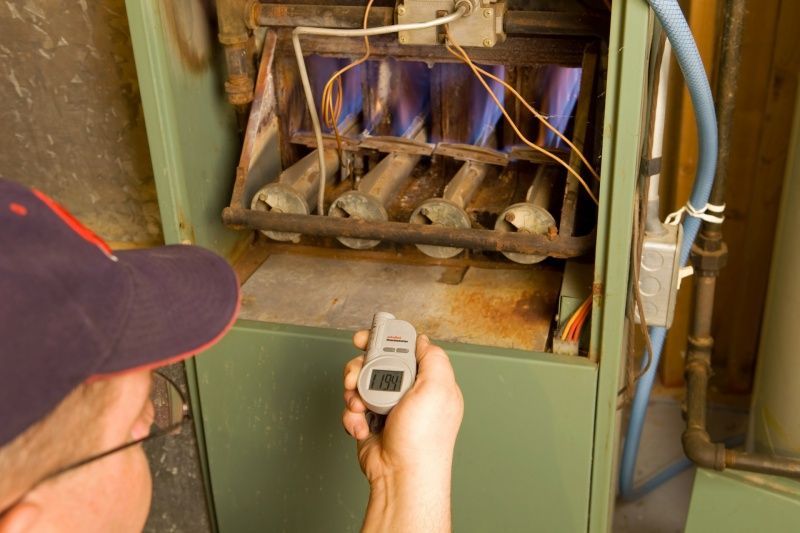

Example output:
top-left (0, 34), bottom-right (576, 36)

top-left (224, 2), bottom-right (607, 266)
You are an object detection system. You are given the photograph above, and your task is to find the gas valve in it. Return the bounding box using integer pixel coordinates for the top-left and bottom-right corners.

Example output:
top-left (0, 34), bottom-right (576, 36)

top-left (396, 0), bottom-right (506, 47)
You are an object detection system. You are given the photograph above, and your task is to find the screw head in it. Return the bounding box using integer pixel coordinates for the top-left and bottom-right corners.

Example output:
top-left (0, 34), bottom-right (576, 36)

top-left (482, 38), bottom-right (493, 47)
top-left (397, 5), bottom-right (406, 16)
top-left (483, 8), bottom-right (492, 18)
top-left (399, 33), bottom-right (409, 44)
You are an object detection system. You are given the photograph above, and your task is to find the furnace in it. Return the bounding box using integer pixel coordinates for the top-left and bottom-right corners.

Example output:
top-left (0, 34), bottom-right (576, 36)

top-left (127, 1), bottom-right (652, 531)
top-left (223, 1), bottom-right (608, 354)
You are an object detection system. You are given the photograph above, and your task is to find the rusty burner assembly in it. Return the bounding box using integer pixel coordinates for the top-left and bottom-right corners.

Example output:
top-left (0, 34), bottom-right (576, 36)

top-left (222, 1), bottom-right (606, 265)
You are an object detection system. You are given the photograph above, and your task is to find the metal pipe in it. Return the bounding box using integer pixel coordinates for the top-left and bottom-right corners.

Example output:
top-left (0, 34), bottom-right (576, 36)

top-left (250, 148), bottom-right (340, 242)
top-left (253, 5), bottom-right (608, 38)
top-left (680, 0), bottom-right (800, 481)
top-left (222, 207), bottom-right (594, 257)
top-left (410, 104), bottom-right (498, 259)
top-left (712, 0), bottom-right (747, 390)
top-left (410, 161), bottom-right (489, 258)
top-left (328, 119), bottom-right (426, 249)
top-left (329, 152), bottom-right (420, 249)
top-left (494, 166), bottom-right (557, 264)
top-left (708, 0), bottom-right (746, 224)
top-left (216, 0), bottom-right (254, 109)
top-left (683, 308), bottom-right (800, 478)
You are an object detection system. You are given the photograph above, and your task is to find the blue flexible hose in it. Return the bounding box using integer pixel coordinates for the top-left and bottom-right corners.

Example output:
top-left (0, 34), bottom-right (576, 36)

top-left (618, 0), bottom-right (719, 501)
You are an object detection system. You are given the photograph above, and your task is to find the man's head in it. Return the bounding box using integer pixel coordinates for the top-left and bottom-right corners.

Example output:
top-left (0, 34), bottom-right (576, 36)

top-left (0, 179), bottom-right (239, 531)
top-left (0, 373), bottom-right (153, 532)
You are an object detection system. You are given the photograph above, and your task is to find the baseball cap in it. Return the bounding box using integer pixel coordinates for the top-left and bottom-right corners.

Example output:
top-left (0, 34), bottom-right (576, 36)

top-left (0, 178), bottom-right (240, 447)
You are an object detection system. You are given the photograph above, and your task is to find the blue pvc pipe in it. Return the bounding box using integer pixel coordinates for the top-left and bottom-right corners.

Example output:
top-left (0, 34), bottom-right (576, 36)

top-left (618, 0), bottom-right (719, 501)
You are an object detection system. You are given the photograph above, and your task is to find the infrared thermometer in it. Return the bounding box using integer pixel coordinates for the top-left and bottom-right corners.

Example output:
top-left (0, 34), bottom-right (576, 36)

top-left (357, 312), bottom-right (417, 415)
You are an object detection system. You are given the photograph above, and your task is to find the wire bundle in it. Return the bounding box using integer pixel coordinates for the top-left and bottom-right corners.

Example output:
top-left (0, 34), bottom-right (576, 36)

top-left (320, 0), bottom-right (375, 154)
top-left (561, 295), bottom-right (592, 343)
top-left (443, 26), bottom-right (600, 205)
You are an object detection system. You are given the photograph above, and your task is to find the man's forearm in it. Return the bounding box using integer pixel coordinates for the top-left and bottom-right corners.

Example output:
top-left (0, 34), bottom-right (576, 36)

top-left (362, 468), bottom-right (452, 533)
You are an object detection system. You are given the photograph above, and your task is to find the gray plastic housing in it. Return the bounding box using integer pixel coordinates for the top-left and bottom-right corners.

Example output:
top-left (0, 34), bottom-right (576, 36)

top-left (357, 312), bottom-right (417, 415)
top-left (635, 223), bottom-right (683, 328)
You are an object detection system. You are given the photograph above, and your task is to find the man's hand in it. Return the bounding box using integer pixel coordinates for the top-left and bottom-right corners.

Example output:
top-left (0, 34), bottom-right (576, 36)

top-left (343, 331), bottom-right (463, 532)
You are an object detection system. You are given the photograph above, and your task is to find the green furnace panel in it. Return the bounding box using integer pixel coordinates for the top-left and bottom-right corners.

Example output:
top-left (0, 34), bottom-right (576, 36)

top-left (197, 321), bottom-right (597, 532)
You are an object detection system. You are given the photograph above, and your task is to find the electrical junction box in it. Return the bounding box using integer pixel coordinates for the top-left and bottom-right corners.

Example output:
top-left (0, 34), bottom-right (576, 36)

top-left (635, 224), bottom-right (682, 328)
top-left (396, 0), bottom-right (506, 47)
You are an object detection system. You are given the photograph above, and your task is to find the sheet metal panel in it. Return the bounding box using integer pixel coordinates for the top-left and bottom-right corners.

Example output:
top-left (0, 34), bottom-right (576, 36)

top-left (197, 320), bottom-right (597, 532)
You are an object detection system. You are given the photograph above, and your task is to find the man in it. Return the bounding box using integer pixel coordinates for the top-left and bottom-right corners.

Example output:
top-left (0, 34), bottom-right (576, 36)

top-left (0, 178), bottom-right (463, 532)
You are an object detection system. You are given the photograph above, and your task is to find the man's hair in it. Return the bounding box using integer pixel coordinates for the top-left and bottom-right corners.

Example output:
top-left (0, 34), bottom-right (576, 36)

top-left (0, 379), bottom-right (116, 508)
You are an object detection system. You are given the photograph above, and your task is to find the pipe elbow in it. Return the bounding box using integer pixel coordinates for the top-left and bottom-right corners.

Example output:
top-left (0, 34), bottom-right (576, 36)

top-left (682, 428), bottom-right (726, 470)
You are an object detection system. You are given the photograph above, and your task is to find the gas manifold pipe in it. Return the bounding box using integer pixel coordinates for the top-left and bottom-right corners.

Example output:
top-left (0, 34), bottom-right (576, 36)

top-left (329, 125), bottom-right (426, 249)
top-left (494, 166), bottom-right (558, 264)
top-left (409, 161), bottom-right (488, 258)
top-left (250, 148), bottom-right (340, 242)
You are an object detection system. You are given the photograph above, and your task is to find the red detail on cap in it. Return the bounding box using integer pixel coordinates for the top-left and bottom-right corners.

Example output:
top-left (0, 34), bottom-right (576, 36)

top-left (31, 189), bottom-right (114, 257)
top-left (86, 284), bottom-right (242, 382)
top-left (9, 203), bottom-right (27, 216)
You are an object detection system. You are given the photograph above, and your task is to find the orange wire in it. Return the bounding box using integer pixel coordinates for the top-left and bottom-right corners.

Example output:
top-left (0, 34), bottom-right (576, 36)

top-left (569, 298), bottom-right (592, 342)
top-left (470, 65), bottom-right (601, 184)
top-left (321, 0), bottom-right (375, 153)
top-left (562, 296), bottom-right (591, 341)
top-left (561, 298), bottom-right (584, 341)
top-left (444, 28), bottom-right (599, 205)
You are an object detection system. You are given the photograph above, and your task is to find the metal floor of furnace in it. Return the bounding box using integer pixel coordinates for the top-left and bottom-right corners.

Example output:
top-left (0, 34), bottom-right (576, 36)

top-left (239, 251), bottom-right (563, 351)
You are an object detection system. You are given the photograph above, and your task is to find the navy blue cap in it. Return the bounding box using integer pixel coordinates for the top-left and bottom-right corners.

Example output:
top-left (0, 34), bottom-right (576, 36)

top-left (0, 179), bottom-right (240, 446)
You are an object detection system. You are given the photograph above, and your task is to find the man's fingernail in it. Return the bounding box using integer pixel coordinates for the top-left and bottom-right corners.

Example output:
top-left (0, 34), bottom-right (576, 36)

top-left (419, 334), bottom-right (429, 344)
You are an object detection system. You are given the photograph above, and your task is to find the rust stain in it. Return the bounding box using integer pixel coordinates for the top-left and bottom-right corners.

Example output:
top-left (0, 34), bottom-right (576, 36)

top-left (160, 0), bottom-right (212, 72)
top-left (592, 281), bottom-right (603, 296)
top-left (445, 286), bottom-right (557, 350)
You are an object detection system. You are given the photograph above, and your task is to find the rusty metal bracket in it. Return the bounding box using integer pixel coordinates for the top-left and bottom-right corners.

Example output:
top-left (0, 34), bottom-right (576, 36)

top-left (222, 207), bottom-right (594, 258)
top-left (253, 5), bottom-right (609, 39)
top-left (434, 143), bottom-right (509, 166)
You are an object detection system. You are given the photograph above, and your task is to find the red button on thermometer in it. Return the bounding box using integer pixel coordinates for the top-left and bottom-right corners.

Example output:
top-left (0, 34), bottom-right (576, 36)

top-left (357, 312), bottom-right (417, 415)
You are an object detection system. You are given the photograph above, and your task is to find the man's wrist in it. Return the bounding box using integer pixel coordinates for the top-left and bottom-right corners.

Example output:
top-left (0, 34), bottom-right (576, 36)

top-left (364, 465), bottom-right (453, 533)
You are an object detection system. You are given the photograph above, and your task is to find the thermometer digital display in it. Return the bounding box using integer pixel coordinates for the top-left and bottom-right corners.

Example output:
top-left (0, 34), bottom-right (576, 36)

top-left (357, 312), bottom-right (417, 415)
top-left (369, 370), bottom-right (404, 392)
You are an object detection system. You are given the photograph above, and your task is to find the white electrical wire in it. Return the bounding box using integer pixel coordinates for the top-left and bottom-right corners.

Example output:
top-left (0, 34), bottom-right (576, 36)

top-left (292, 6), bottom-right (468, 214)
top-left (646, 41), bottom-right (671, 234)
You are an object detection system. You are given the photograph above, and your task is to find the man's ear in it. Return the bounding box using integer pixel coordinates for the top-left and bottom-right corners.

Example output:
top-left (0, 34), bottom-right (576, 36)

top-left (0, 501), bottom-right (41, 533)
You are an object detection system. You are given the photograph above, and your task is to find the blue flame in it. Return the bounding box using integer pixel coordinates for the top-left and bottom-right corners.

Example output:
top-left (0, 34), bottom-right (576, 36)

top-left (391, 61), bottom-right (430, 137)
top-left (339, 63), bottom-right (364, 124)
top-left (306, 55), bottom-right (364, 132)
top-left (469, 64), bottom-right (506, 146)
top-left (541, 66), bottom-right (582, 148)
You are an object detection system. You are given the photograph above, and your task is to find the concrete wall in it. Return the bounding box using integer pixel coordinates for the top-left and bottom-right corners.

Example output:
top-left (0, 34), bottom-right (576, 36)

top-left (0, 0), bottom-right (161, 244)
top-left (0, 2), bottom-right (212, 531)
